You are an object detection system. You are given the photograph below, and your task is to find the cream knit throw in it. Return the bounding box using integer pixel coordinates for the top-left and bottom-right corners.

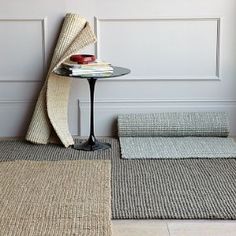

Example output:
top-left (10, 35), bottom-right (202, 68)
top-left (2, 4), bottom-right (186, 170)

top-left (26, 14), bottom-right (96, 147)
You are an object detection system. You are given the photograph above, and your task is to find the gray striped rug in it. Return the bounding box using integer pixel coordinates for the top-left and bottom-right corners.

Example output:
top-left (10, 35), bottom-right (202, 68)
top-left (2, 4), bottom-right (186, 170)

top-left (1, 139), bottom-right (236, 220)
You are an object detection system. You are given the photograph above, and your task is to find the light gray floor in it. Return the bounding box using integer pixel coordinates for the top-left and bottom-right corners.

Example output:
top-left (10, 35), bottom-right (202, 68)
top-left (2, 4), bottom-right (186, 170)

top-left (112, 220), bottom-right (236, 236)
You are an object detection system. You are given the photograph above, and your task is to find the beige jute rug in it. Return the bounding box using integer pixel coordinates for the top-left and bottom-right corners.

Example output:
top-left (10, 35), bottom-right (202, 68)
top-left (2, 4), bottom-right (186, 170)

top-left (0, 160), bottom-right (111, 236)
top-left (26, 13), bottom-right (96, 147)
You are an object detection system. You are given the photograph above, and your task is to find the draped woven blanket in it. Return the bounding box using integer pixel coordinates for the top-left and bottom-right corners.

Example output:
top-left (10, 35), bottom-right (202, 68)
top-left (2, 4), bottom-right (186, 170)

top-left (118, 112), bottom-right (236, 159)
top-left (25, 14), bottom-right (96, 147)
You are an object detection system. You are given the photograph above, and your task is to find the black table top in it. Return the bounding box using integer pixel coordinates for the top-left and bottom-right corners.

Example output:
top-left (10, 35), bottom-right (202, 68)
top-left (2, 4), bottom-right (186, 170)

top-left (53, 66), bottom-right (130, 79)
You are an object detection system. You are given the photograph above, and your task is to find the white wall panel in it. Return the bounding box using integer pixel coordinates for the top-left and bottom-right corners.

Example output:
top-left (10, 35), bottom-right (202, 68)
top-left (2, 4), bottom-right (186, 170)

top-left (0, 0), bottom-right (66, 137)
top-left (0, 101), bottom-right (34, 137)
top-left (0, 82), bottom-right (41, 101)
top-left (65, 0), bottom-right (236, 137)
top-left (0, 0), bottom-right (235, 137)
top-left (0, 19), bottom-right (46, 82)
top-left (96, 18), bottom-right (220, 81)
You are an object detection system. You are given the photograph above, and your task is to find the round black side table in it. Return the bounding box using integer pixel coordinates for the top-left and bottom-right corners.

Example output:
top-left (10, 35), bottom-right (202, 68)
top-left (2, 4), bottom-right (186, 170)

top-left (54, 66), bottom-right (130, 151)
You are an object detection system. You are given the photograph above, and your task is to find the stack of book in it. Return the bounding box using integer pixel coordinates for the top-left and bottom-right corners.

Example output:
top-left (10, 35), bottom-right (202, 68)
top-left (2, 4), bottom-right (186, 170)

top-left (61, 60), bottom-right (114, 77)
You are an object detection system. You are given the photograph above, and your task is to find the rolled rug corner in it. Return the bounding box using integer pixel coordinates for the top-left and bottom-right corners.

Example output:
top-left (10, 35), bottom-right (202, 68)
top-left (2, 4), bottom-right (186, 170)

top-left (26, 13), bottom-right (96, 147)
top-left (118, 112), bottom-right (230, 137)
top-left (46, 15), bottom-right (96, 147)
top-left (25, 84), bottom-right (51, 144)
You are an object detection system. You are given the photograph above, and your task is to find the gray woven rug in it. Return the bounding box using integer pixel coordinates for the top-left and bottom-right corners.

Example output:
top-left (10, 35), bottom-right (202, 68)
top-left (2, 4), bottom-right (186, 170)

top-left (118, 112), bottom-right (229, 137)
top-left (0, 140), bottom-right (111, 236)
top-left (0, 139), bottom-right (111, 161)
top-left (120, 137), bottom-right (236, 159)
top-left (1, 139), bottom-right (236, 220)
top-left (110, 139), bottom-right (236, 219)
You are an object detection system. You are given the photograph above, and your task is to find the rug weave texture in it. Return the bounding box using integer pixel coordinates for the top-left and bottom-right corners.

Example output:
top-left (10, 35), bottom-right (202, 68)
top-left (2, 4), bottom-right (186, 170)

top-left (110, 139), bottom-right (236, 219)
top-left (120, 137), bottom-right (236, 159)
top-left (26, 13), bottom-right (96, 147)
top-left (0, 139), bottom-right (111, 162)
top-left (118, 112), bottom-right (236, 159)
top-left (1, 139), bottom-right (236, 221)
top-left (118, 112), bottom-right (229, 137)
top-left (0, 142), bottom-right (111, 235)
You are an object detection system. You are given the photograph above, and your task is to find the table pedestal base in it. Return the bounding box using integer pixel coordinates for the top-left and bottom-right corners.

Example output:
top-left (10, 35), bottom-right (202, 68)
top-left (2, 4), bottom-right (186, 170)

top-left (74, 138), bottom-right (111, 151)
top-left (73, 78), bottom-right (112, 151)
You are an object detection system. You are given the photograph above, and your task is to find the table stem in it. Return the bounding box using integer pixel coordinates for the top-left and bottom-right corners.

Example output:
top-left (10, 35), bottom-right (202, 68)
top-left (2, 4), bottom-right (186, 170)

top-left (88, 78), bottom-right (97, 144)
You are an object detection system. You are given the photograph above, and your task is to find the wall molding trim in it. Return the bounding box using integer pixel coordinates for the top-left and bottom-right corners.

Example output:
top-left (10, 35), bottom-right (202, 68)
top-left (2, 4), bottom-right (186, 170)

top-left (0, 100), bottom-right (36, 104)
top-left (94, 17), bottom-right (221, 81)
top-left (0, 80), bottom-right (43, 83)
top-left (97, 75), bottom-right (220, 81)
top-left (0, 17), bottom-right (47, 83)
top-left (79, 98), bottom-right (236, 105)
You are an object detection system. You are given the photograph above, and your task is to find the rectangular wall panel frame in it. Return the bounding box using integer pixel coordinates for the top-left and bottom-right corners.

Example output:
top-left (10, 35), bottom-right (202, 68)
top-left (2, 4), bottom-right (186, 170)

top-left (0, 18), bottom-right (47, 83)
top-left (95, 17), bottom-right (221, 81)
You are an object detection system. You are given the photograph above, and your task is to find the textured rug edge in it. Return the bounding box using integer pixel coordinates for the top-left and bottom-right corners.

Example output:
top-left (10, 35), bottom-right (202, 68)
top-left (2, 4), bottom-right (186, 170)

top-left (119, 137), bottom-right (236, 159)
